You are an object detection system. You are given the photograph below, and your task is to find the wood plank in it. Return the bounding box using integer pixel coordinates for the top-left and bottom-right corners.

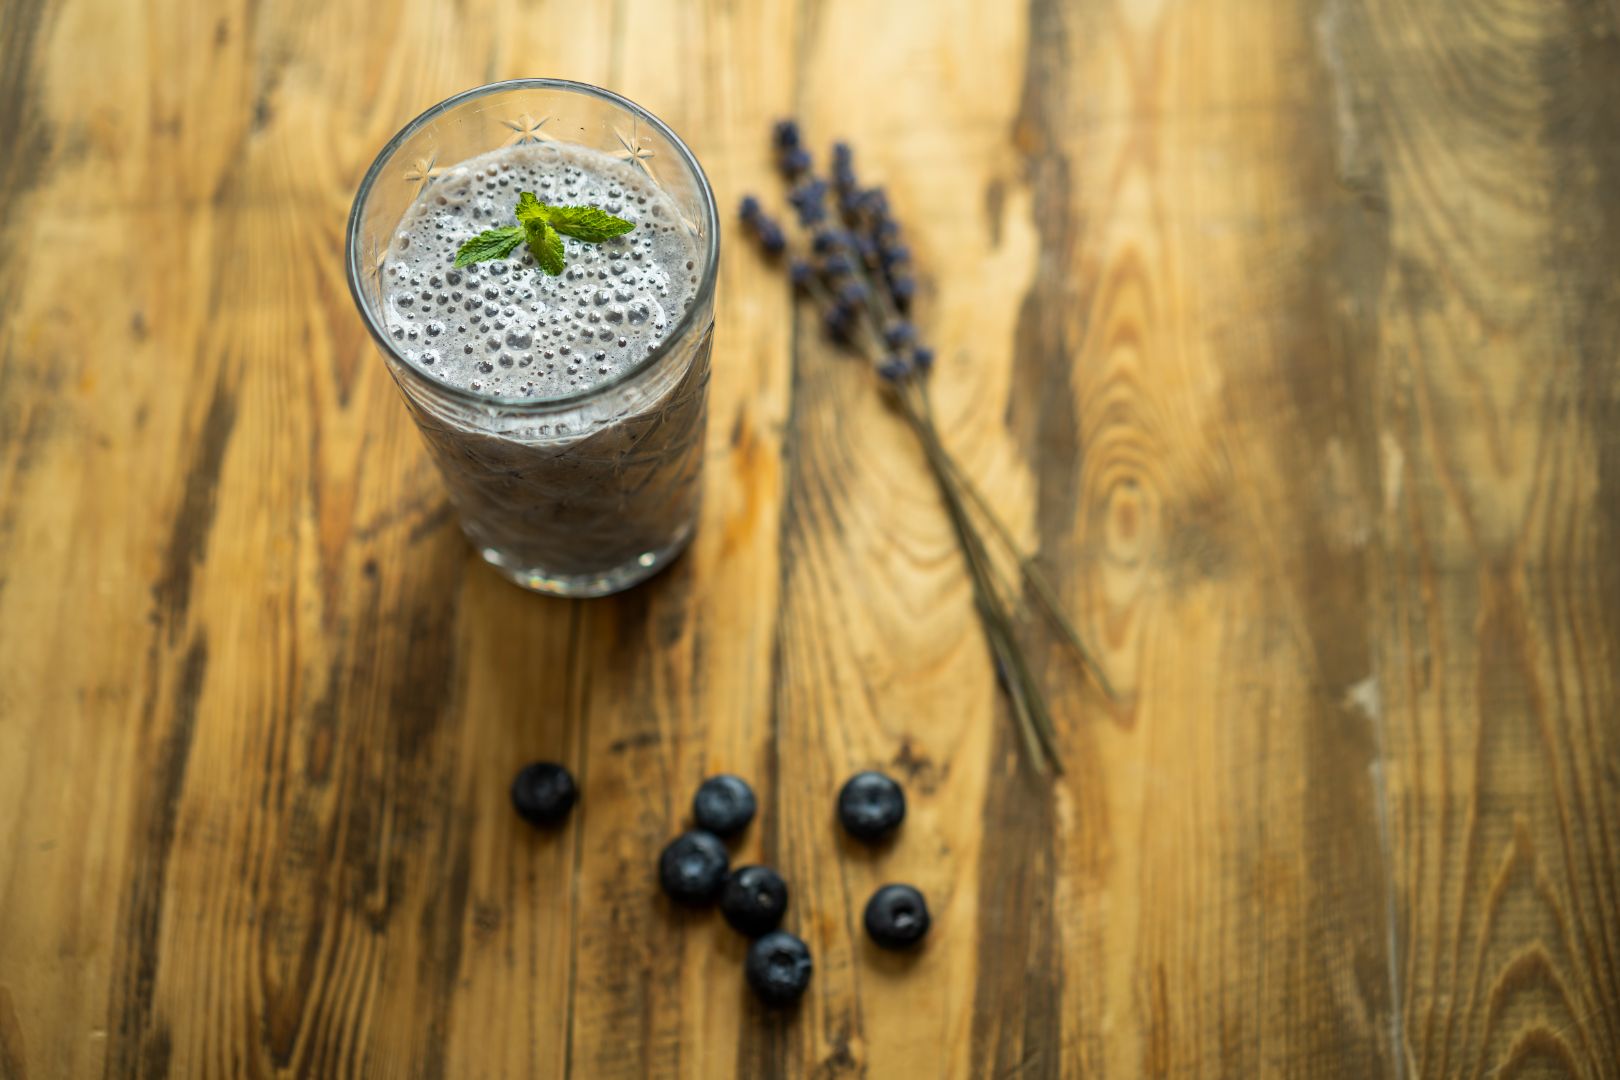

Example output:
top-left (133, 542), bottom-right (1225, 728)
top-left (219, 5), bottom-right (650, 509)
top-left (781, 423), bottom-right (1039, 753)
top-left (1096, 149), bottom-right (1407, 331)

top-left (547, 1), bottom-right (799, 1076)
top-left (752, 1), bottom-right (1046, 1074)
top-left (995, 0), bottom-right (1400, 1074)
top-left (1329, 0), bottom-right (1620, 1074)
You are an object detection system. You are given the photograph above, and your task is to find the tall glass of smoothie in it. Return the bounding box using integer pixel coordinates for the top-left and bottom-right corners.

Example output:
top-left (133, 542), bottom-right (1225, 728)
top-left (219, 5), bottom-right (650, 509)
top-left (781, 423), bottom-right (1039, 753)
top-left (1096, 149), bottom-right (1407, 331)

top-left (346, 79), bottom-right (718, 597)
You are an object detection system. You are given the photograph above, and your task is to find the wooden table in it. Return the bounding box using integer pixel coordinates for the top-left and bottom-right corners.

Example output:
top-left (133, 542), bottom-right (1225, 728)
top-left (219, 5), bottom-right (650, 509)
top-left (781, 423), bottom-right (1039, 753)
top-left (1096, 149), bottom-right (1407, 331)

top-left (3, 0), bottom-right (1618, 1075)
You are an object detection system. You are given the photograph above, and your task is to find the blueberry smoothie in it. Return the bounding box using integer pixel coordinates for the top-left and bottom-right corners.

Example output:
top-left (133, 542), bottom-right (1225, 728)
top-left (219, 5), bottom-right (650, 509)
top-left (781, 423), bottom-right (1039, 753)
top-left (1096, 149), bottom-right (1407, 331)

top-left (380, 141), bottom-right (712, 592)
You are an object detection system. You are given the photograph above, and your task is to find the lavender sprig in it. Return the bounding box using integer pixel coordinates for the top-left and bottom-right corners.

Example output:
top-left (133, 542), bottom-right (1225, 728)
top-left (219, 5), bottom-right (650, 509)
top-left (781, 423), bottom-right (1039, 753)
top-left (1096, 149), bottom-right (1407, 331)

top-left (739, 123), bottom-right (1115, 774)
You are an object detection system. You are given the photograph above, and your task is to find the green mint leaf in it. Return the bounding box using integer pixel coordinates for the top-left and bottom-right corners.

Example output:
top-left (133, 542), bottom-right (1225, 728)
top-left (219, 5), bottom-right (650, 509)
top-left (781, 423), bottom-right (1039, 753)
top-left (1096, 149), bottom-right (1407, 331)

top-left (454, 225), bottom-right (524, 267)
top-left (455, 195), bottom-right (632, 277)
top-left (526, 219), bottom-right (565, 275)
top-left (544, 205), bottom-right (636, 242)
top-left (514, 190), bottom-right (548, 225)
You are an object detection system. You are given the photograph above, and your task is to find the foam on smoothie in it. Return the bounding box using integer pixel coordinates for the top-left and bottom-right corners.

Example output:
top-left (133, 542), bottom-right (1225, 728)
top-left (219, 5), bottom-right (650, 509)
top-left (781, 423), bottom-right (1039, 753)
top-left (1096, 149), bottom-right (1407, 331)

top-left (382, 141), bottom-right (701, 398)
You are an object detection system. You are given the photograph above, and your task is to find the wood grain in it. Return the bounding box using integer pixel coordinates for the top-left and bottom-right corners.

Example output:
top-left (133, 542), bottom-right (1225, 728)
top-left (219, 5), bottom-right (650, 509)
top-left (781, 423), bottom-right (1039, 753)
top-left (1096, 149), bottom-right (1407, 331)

top-left (1, 0), bottom-right (1616, 1077)
top-left (1331, 0), bottom-right (1620, 1075)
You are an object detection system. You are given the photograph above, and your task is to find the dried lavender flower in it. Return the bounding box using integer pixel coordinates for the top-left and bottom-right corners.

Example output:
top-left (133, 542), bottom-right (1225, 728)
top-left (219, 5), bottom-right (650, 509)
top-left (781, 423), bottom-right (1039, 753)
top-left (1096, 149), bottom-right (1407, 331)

top-left (837, 279), bottom-right (868, 306)
top-left (788, 178), bottom-right (830, 226)
top-left (743, 125), bottom-right (1113, 776)
top-left (877, 355), bottom-right (911, 382)
top-left (789, 258), bottom-right (815, 289)
top-left (772, 119), bottom-right (802, 150)
top-left (821, 252), bottom-right (855, 277)
top-left (883, 321), bottom-right (916, 350)
top-left (739, 196), bottom-right (787, 255)
top-left (889, 275), bottom-right (916, 312)
top-left (778, 146), bottom-right (812, 180)
top-left (812, 229), bottom-right (847, 254)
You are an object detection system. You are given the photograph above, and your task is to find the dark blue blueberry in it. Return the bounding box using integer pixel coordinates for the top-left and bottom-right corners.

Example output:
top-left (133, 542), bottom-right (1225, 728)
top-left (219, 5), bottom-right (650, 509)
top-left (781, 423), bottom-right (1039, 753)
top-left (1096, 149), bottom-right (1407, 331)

top-left (912, 345), bottom-right (935, 373)
top-left (772, 119), bottom-right (802, 150)
top-left (789, 258), bottom-right (815, 289)
top-left (739, 195), bottom-right (763, 222)
top-left (863, 884), bottom-right (931, 949)
top-left (883, 321), bottom-right (916, 349)
top-left (692, 774), bottom-right (757, 836)
top-left (659, 830), bottom-right (730, 905)
top-left (853, 233), bottom-right (880, 266)
top-left (880, 243), bottom-right (911, 268)
top-left (876, 218), bottom-right (902, 245)
top-left (889, 276), bottom-right (916, 312)
top-left (837, 770), bottom-right (906, 841)
top-left (720, 865), bottom-right (789, 936)
top-left (877, 355), bottom-right (911, 383)
top-left (510, 762), bottom-right (578, 827)
top-left (746, 931), bottom-right (813, 1006)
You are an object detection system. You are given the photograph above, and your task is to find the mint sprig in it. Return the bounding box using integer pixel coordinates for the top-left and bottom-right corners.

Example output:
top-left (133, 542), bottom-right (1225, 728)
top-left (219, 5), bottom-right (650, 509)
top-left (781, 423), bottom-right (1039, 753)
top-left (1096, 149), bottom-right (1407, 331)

top-left (455, 190), bottom-right (634, 275)
top-left (453, 226), bottom-right (524, 267)
top-left (543, 206), bottom-right (637, 242)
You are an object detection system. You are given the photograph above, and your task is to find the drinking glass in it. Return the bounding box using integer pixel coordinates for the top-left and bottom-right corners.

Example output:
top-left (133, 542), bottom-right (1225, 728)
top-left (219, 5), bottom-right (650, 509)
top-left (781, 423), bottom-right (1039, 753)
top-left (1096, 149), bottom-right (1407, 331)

top-left (346, 79), bottom-right (718, 597)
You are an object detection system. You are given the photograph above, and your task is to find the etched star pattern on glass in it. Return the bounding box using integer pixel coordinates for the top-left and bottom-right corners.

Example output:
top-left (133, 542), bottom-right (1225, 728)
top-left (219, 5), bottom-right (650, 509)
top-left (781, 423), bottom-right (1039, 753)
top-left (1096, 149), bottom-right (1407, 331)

top-left (402, 152), bottom-right (444, 196)
top-left (614, 120), bottom-right (656, 179)
top-left (501, 113), bottom-right (552, 146)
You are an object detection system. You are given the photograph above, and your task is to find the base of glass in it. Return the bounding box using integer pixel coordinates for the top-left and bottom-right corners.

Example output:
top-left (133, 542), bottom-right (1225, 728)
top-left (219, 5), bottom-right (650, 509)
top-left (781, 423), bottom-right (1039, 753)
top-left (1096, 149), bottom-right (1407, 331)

top-left (475, 522), bottom-right (696, 598)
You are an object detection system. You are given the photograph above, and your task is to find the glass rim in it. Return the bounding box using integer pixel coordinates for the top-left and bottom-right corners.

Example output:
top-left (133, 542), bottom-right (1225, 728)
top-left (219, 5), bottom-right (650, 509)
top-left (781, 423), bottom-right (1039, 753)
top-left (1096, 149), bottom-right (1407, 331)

top-left (344, 78), bottom-right (720, 412)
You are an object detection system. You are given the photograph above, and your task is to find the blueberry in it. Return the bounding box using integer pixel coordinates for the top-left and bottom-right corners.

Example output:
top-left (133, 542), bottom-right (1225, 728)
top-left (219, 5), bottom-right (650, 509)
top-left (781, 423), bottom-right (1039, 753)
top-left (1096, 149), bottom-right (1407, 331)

top-left (510, 762), bottom-right (578, 827)
top-left (837, 770), bottom-right (906, 841)
top-left (863, 884), bottom-right (931, 949)
top-left (746, 930), bottom-right (813, 1006)
top-left (720, 866), bottom-right (789, 936)
top-left (692, 774), bottom-right (757, 837)
top-left (658, 831), bottom-right (730, 905)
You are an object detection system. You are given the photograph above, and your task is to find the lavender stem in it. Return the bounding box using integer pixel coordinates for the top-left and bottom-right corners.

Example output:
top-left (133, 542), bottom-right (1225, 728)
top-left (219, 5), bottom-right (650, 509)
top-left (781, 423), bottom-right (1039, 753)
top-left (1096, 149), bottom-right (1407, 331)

top-left (915, 384), bottom-right (1118, 701)
top-left (896, 384), bottom-right (1062, 772)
